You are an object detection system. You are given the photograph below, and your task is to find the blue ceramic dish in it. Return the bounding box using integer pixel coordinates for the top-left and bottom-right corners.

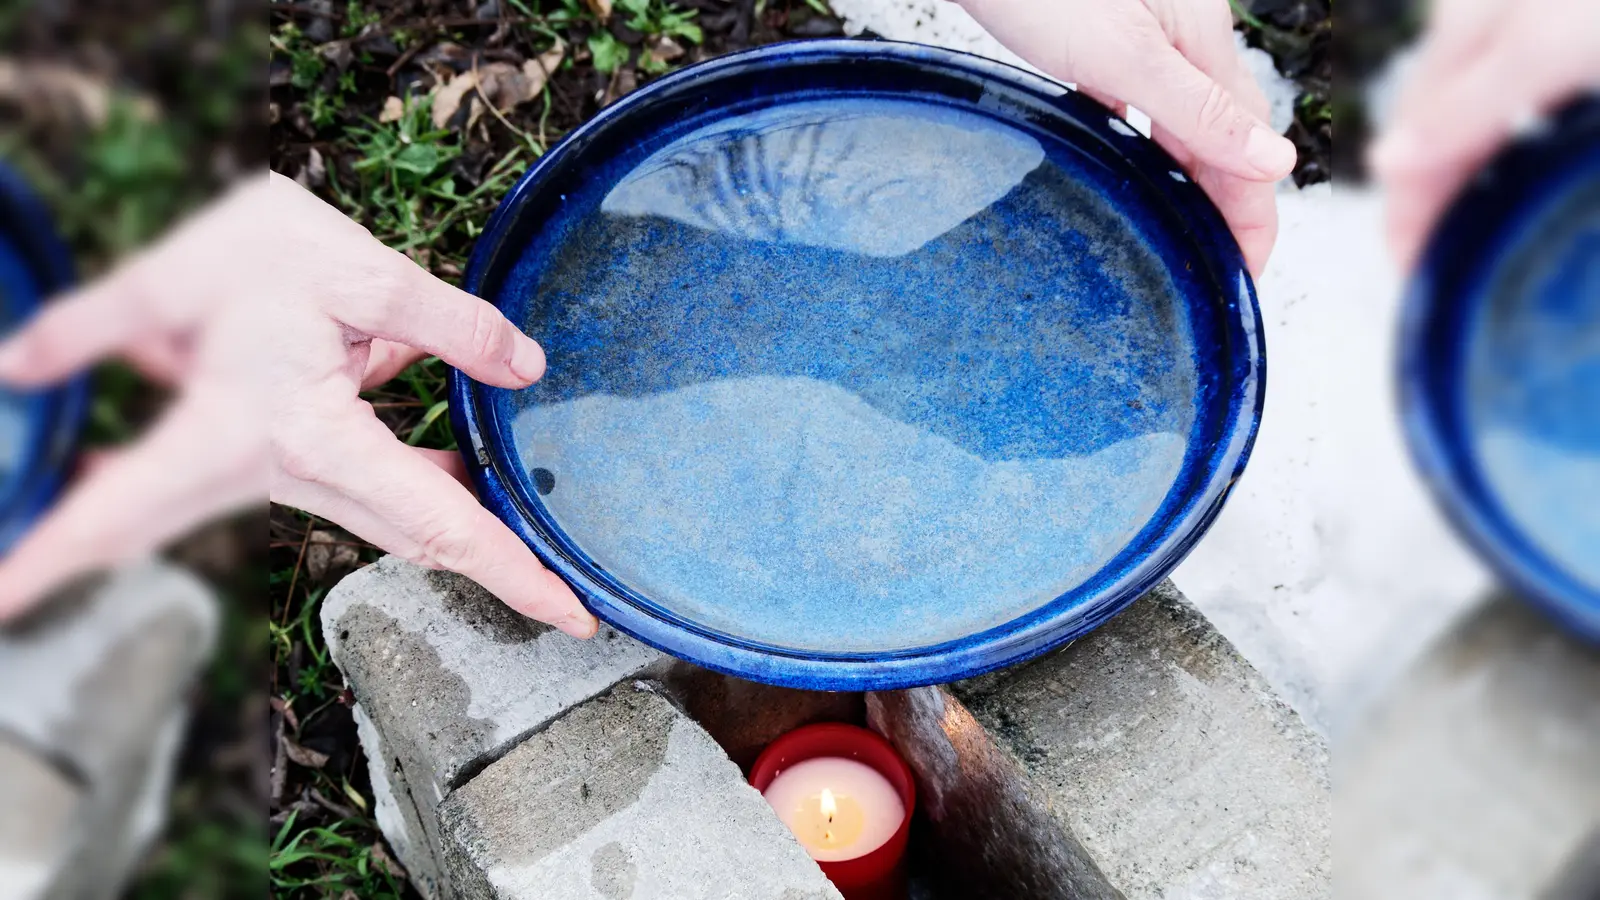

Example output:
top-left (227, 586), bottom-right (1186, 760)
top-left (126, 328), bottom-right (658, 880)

top-left (0, 164), bottom-right (86, 555)
top-left (450, 40), bottom-right (1265, 688)
top-left (1401, 98), bottom-right (1600, 641)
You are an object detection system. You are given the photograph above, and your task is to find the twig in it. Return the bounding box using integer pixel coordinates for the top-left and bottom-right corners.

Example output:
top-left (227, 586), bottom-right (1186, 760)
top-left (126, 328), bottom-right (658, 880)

top-left (272, 1), bottom-right (345, 20)
top-left (467, 54), bottom-right (546, 155)
top-left (281, 520), bottom-right (315, 626)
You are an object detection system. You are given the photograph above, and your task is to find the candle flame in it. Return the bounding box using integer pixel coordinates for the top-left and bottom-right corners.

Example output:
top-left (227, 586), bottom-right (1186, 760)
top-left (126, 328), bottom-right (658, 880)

top-left (819, 788), bottom-right (837, 822)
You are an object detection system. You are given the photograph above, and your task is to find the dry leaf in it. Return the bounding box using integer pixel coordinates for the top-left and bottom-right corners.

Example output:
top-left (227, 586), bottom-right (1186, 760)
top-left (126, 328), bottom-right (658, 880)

top-left (305, 529), bottom-right (360, 582)
top-left (429, 70), bottom-right (480, 128)
top-left (602, 66), bottom-right (637, 107)
top-left (0, 59), bottom-right (158, 128)
top-left (371, 842), bottom-right (409, 882)
top-left (583, 0), bottom-right (613, 19)
top-left (281, 735), bottom-right (330, 770)
top-left (294, 147), bottom-right (327, 191)
top-left (269, 695), bottom-right (300, 733)
top-left (378, 95), bottom-right (405, 123)
top-left (532, 40), bottom-right (567, 77)
top-left (648, 36), bottom-right (685, 64)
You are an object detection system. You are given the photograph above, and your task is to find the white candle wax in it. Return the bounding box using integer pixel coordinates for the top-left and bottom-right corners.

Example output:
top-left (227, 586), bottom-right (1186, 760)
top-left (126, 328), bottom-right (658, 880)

top-left (762, 757), bottom-right (905, 862)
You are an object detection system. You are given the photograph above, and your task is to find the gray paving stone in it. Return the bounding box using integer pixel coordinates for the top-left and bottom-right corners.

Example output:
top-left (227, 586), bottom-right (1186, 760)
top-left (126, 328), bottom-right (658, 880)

top-left (1339, 596), bottom-right (1600, 900)
top-left (321, 557), bottom-right (664, 897)
top-left (437, 681), bottom-right (843, 900)
top-left (0, 562), bottom-right (217, 900)
top-left (949, 582), bottom-right (1331, 900)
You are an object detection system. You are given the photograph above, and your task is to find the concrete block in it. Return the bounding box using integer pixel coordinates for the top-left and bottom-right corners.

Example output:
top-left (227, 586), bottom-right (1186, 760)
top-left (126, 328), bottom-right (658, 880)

top-left (321, 557), bottom-right (664, 897)
top-left (437, 681), bottom-right (843, 900)
top-left (657, 664), bottom-right (864, 772)
top-left (0, 562), bottom-right (218, 900)
top-left (950, 582), bottom-right (1331, 900)
top-left (868, 687), bottom-right (1119, 900)
top-left (1338, 596), bottom-right (1600, 900)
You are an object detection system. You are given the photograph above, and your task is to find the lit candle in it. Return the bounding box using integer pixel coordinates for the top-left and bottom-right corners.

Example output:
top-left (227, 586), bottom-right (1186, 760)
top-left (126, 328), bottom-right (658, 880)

top-left (762, 757), bottom-right (906, 862)
top-left (751, 723), bottom-right (915, 900)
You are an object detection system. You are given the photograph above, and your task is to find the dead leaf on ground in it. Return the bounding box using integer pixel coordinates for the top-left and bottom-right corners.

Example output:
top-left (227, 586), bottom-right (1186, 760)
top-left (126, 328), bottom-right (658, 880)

top-left (306, 528), bottom-right (360, 582)
top-left (371, 842), bottom-right (409, 882)
top-left (378, 95), bottom-right (405, 123)
top-left (583, 0), bottom-right (613, 19)
top-left (281, 734), bottom-right (330, 770)
top-left (649, 36), bottom-right (685, 64)
top-left (294, 147), bottom-right (327, 190)
top-left (432, 43), bottom-right (564, 131)
top-left (0, 58), bottom-right (158, 128)
top-left (269, 695), bottom-right (301, 733)
top-left (429, 69), bottom-right (480, 128)
top-left (602, 66), bottom-right (638, 107)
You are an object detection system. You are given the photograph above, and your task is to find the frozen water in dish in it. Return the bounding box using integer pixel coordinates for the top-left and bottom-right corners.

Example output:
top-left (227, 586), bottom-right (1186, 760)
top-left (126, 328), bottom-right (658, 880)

top-left (501, 96), bottom-right (1202, 651)
top-left (0, 239), bottom-right (33, 494)
top-left (1469, 180), bottom-right (1600, 591)
top-left (515, 377), bottom-right (1184, 650)
top-left (601, 101), bottom-right (1047, 258)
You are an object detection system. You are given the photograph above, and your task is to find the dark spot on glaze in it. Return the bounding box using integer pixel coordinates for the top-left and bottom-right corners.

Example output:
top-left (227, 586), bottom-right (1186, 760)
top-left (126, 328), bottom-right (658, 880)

top-left (533, 466), bottom-right (556, 495)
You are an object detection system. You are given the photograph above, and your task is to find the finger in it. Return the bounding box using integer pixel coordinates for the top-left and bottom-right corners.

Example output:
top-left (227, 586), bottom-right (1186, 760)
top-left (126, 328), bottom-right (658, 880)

top-left (123, 335), bottom-right (193, 386)
top-left (1153, 125), bottom-right (1279, 280)
top-left (0, 394), bottom-right (264, 620)
top-left (0, 260), bottom-right (159, 387)
top-left (1389, 0), bottom-right (1507, 130)
top-left (1371, 18), bottom-right (1597, 183)
top-left (294, 414), bottom-right (596, 637)
top-left (1197, 165), bottom-right (1280, 280)
top-left (1092, 41), bottom-right (1297, 182)
top-left (414, 446), bottom-right (473, 491)
top-left (361, 340), bottom-right (431, 390)
top-left (329, 251), bottom-right (546, 390)
top-left (1385, 167), bottom-right (1473, 271)
top-left (1078, 85), bottom-right (1128, 120)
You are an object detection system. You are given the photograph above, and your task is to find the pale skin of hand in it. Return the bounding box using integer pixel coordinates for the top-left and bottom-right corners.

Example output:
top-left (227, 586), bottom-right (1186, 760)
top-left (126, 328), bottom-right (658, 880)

top-left (0, 173), bottom-right (598, 639)
top-left (1370, 0), bottom-right (1600, 268)
top-left (959, 0), bottom-right (1300, 278)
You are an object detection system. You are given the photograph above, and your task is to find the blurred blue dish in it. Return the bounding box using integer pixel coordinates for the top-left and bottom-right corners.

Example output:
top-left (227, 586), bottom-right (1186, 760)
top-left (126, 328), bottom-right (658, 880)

top-left (1402, 98), bottom-right (1600, 640)
top-left (450, 40), bottom-right (1265, 688)
top-left (0, 164), bottom-right (85, 554)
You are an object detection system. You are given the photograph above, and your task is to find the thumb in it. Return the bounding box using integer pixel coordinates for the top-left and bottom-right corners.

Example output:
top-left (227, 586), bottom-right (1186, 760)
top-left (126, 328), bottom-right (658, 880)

top-left (1107, 44), bottom-right (1296, 182)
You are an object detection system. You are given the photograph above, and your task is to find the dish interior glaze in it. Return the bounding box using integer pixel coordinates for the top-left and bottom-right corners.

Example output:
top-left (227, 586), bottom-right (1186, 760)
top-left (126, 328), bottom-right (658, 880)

top-left (0, 235), bottom-right (38, 500)
top-left (1466, 172), bottom-right (1600, 593)
top-left (489, 92), bottom-right (1231, 652)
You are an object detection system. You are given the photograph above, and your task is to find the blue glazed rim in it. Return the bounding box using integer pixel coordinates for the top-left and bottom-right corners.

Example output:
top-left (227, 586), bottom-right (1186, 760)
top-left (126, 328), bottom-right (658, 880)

top-left (0, 162), bottom-right (87, 555)
top-left (450, 39), bottom-right (1266, 688)
top-left (1399, 97), bottom-right (1600, 642)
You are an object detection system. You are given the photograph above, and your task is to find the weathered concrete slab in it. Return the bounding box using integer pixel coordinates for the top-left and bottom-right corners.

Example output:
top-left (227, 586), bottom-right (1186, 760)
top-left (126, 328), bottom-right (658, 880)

top-left (1338, 596), bottom-right (1600, 900)
top-left (438, 681), bottom-right (843, 900)
top-left (0, 562), bottom-right (217, 900)
top-left (657, 664), bottom-right (865, 772)
top-left (322, 557), bottom-right (664, 898)
top-left (949, 582), bottom-right (1330, 900)
top-left (868, 687), bottom-right (1119, 900)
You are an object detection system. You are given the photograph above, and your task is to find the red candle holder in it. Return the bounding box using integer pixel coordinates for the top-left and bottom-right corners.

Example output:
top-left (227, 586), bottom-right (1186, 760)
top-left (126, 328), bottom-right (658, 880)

top-left (750, 723), bottom-right (916, 900)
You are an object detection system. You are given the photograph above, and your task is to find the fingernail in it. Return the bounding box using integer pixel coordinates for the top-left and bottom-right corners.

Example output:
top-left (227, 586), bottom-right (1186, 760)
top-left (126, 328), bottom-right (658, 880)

top-left (1245, 125), bottom-right (1297, 179)
top-left (557, 614), bottom-right (598, 640)
top-left (511, 336), bottom-right (547, 384)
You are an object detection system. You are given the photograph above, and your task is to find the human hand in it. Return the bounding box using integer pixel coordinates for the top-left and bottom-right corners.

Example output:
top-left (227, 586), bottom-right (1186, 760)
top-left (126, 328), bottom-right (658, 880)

top-left (1370, 0), bottom-right (1600, 268)
top-left (264, 173), bottom-right (597, 639)
top-left (0, 179), bottom-right (267, 618)
top-left (957, 0), bottom-right (1298, 277)
top-left (0, 172), bottom-right (599, 639)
